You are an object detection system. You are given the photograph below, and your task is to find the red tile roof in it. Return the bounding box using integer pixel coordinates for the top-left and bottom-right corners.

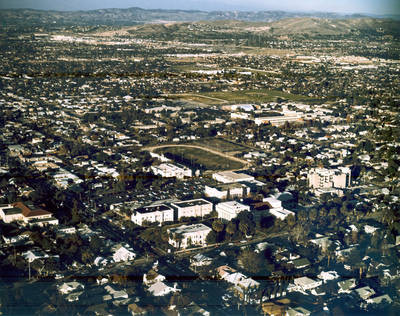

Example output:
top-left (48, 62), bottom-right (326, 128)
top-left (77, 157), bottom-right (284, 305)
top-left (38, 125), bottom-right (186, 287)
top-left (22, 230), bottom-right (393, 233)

top-left (12, 202), bottom-right (52, 218)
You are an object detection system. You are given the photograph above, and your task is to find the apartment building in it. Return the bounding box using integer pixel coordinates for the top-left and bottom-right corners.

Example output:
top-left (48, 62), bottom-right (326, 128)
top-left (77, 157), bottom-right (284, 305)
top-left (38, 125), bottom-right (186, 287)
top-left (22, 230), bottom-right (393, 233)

top-left (307, 167), bottom-right (351, 189)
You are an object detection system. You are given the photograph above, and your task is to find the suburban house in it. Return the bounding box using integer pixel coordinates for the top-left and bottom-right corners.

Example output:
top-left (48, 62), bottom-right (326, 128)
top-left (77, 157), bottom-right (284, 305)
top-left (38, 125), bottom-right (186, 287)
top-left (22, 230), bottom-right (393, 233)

top-left (170, 199), bottom-right (213, 219)
top-left (216, 201), bottom-right (251, 221)
top-left (338, 278), bottom-right (356, 293)
top-left (290, 277), bottom-right (322, 292)
top-left (167, 224), bottom-right (212, 249)
top-left (131, 204), bottom-right (174, 226)
top-left (0, 202), bottom-right (59, 226)
top-left (190, 253), bottom-right (212, 267)
top-left (143, 269), bottom-right (166, 286)
top-left (354, 286), bottom-right (376, 300)
top-left (58, 281), bottom-right (85, 295)
top-left (111, 244), bottom-right (136, 262)
top-left (148, 281), bottom-right (179, 296)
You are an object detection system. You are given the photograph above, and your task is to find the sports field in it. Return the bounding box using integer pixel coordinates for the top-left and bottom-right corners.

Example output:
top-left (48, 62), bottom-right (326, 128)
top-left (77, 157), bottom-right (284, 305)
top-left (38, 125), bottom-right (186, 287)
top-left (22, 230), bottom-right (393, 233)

top-left (154, 146), bottom-right (244, 171)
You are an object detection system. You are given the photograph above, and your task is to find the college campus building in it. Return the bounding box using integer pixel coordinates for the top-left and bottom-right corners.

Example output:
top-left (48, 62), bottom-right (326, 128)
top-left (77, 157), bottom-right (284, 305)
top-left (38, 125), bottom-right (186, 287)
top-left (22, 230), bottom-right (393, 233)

top-left (167, 223), bottom-right (212, 249)
top-left (170, 199), bottom-right (213, 219)
top-left (216, 201), bottom-right (251, 221)
top-left (151, 163), bottom-right (192, 179)
top-left (205, 182), bottom-right (248, 200)
top-left (131, 204), bottom-right (174, 226)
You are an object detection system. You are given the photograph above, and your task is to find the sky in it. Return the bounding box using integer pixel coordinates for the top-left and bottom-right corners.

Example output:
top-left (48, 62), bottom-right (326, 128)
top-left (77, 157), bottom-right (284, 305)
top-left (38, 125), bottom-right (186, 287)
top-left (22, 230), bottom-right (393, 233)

top-left (0, 0), bottom-right (399, 15)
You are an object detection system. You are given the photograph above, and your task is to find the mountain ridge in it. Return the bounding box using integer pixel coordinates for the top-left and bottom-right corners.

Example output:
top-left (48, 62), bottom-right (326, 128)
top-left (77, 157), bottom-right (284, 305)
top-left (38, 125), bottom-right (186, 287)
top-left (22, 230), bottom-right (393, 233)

top-left (1, 6), bottom-right (389, 27)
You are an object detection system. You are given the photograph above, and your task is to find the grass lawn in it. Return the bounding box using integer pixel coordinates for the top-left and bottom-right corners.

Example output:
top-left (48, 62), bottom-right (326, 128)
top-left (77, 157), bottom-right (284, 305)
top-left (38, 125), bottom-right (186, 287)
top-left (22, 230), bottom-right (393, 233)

top-left (155, 146), bottom-right (244, 171)
top-left (194, 138), bottom-right (249, 153)
top-left (203, 88), bottom-right (313, 103)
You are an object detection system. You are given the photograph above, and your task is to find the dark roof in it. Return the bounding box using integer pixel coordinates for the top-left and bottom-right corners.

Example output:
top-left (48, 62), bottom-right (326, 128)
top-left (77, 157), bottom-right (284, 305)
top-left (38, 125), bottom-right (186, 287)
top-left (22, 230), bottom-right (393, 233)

top-left (2, 207), bottom-right (23, 215)
top-left (135, 204), bottom-right (172, 214)
top-left (172, 199), bottom-right (211, 208)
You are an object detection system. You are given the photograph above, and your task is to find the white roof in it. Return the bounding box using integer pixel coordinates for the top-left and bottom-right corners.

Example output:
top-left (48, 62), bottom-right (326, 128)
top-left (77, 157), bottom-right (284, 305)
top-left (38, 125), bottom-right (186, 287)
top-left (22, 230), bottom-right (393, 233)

top-left (317, 271), bottom-right (340, 281)
top-left (294, 277), bottom-right (320, 288)
top-left (169, 223), bottom-right (211, 235)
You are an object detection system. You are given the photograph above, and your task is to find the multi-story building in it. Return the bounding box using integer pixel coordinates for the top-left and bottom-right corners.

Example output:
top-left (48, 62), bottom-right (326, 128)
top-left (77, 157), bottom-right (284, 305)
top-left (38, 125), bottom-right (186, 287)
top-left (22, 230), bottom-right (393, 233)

top-left (168, 223), bottom-right (212, 249)
top-left (131, 204), bottom-right (174, 226)
top-left (307, 167), bottom-right (351, 189)
top-left (205, 183), bottom-right (248, 200)
top-left (216, 201), bottom-right (250, 221)
top-left (170, 199), bottom-right (213, 219)
top-left (151, 163), bottom-right (192, 179)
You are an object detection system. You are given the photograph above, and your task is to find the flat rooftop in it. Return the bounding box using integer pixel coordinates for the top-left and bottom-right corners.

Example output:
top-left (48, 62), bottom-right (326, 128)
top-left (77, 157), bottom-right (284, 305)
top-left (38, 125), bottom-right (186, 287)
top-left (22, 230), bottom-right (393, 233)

top-left (169, 223), bottom-right (211, 235)
top-left (214, 171), bottom-right (254, 181)
top-left (208, 183), bottom-right (244, 190)
top-left (172, 199), bottom-right (211, 208)
top-left (135, 204), bottom-right (172, 214)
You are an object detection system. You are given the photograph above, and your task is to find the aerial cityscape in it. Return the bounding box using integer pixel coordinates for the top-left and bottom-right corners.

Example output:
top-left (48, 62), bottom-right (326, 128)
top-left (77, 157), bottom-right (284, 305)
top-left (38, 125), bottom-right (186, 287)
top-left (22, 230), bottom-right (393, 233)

top-left (0, 1), bottom-right (399, 315)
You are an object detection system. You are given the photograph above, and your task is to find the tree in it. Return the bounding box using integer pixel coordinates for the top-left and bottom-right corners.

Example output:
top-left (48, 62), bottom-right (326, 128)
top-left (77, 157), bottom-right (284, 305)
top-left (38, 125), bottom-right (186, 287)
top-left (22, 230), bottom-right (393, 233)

top-left (212, 220), bottom-right (224, 233)
top-left (238, 249), bottom-right (264, 274)
top-left (206, 230), bottom-right (217, 244)
top-left (89, 236), bottom-right (104, 253)
top-left (226, 222), bottom-right (237, 239)
top-left (70, 200), bottom-right (81, 224)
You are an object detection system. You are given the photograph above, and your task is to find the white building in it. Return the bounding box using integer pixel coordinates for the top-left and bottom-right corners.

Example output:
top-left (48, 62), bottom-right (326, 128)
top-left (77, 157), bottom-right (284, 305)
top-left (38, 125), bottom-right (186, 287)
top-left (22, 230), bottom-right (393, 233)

top-left (131, 204), bottom-right (174, 226)
top-left (148, 281), bottom-right (179, 296)
top-left (216, 201), bottom-right (250, 221)
top-left (293, 277), bottom-right (322, 291)
top-left (112, 244), bottom-right (136, 262)
top-left (254, 115), bottom-right (302, 126)
top-left (307, 167), bottom-right (351, 189)
top-left (58, 282), bottom-right (84, 295)
top-left (170, 199), bottom-right (213, 219)
top-left (205, 183), bottom-right (248, 200)
top-left (263, 197), bottom-right (295, 220)
top-left (0, 202), bottom-right (58, 226)
top-left (168, 223), bottom-right (212, 249)
top-left (212, 171), bottom-right (254, 184)
top-left (151, 163), bottom-right (192, 179)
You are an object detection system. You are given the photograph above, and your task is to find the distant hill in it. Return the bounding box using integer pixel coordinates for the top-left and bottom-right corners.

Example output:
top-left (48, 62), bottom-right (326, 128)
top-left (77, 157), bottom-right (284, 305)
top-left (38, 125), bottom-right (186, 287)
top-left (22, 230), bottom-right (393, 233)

top-left (0, 7), bottom-right (378, 27)
top-left (1, 7), bottom-right (399, 40)
top-left (117, 17), bottom-right (400, 40)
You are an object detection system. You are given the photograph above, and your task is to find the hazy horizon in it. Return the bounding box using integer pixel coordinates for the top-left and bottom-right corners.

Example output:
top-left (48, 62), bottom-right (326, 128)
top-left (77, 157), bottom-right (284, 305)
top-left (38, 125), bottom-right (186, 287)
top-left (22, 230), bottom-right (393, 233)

top-left (1, 0), bottom-right (399, 15)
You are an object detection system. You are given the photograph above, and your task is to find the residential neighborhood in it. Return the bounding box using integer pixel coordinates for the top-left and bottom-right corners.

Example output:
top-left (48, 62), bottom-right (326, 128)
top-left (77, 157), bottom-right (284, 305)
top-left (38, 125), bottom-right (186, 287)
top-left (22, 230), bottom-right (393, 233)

top-left (0, 3), bottom-right (399, 316)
